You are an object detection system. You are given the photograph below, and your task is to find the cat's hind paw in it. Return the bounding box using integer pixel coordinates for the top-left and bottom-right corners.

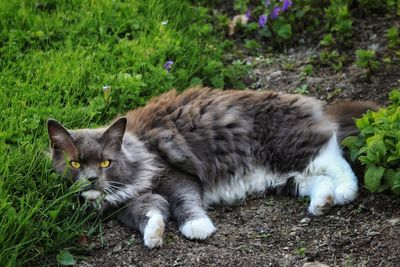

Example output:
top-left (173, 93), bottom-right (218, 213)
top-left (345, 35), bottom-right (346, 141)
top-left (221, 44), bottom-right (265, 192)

top-left (333, 183), bottom-right (358, 205)
top-left (309, 194), bottom-right (334, 216)
top-left (143, 211), bottom-right (165, 249)
top-left (180, 217), bottom-right (216, 240)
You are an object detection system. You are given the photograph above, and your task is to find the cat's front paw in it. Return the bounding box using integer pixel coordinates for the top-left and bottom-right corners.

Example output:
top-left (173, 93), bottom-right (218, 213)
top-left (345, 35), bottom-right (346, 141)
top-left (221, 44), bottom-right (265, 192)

top-left (143, 212), bottom-right (165, 249)
top-left (180, 217), bottom-right (216, 240)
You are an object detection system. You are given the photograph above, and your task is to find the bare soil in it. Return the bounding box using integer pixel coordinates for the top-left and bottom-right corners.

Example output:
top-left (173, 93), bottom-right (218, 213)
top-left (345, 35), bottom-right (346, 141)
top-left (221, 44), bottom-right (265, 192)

top-left (79, 14), bottom-right (400, 267)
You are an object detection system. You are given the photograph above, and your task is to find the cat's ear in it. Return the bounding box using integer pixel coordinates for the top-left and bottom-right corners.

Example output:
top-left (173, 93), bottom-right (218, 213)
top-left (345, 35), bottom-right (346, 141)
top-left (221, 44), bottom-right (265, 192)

top-left (47, 119), bottom-right (78, 157)
top-left (102, 117), bottom-right (127, 152)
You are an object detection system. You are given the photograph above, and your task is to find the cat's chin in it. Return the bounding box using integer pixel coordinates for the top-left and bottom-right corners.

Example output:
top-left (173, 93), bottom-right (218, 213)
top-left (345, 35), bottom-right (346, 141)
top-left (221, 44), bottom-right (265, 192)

top-left (81, 189), bottom-right (102, 201)
top-left (81, 190), bottom-right (106, 211)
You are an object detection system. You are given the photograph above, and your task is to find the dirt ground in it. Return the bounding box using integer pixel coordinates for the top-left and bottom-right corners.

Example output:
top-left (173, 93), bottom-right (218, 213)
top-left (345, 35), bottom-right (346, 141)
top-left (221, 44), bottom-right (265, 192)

top-left (79, 14), bottom-right (400, 267)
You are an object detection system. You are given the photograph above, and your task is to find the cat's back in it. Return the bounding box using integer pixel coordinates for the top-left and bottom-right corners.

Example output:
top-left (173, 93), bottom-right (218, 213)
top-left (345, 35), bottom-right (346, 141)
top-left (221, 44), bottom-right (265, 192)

top-left (125, 87), bottom-right (334, 179)
top-left (125, 87), bottom-right (277, 135)
top-left (126, 87), bottom-right (328, 136)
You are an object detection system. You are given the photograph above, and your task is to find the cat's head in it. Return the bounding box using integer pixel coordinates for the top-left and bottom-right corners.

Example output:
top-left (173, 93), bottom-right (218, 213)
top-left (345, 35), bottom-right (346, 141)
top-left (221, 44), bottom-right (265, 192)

top-left (47, 117), bottom-right (159, 205)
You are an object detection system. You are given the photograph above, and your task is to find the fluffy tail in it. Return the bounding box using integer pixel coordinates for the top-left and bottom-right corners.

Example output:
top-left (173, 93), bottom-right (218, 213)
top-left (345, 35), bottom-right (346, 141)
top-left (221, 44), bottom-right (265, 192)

top-left (325, 101), bottom-right (380, 141)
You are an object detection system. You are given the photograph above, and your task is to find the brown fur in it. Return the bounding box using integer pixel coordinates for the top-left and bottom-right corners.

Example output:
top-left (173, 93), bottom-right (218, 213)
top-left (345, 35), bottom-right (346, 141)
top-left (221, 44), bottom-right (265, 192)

top-left (325, 101), bottom-right (380, 141)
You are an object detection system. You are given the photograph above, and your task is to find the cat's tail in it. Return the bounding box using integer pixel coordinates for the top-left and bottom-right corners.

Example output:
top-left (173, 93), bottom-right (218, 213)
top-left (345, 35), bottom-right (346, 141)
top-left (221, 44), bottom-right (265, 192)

top-left (325, 101), bottom-right (380, 141)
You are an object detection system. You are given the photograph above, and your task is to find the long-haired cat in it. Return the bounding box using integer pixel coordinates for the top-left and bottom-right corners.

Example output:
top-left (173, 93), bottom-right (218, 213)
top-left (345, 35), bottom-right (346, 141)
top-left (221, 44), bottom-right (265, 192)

top-left (47, 87), bottom-right (377, 248)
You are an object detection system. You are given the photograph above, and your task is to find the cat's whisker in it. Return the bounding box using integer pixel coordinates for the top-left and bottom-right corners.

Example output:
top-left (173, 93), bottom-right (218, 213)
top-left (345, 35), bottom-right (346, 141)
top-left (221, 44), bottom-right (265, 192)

top-left (108, 180), bottom-right (126, 186)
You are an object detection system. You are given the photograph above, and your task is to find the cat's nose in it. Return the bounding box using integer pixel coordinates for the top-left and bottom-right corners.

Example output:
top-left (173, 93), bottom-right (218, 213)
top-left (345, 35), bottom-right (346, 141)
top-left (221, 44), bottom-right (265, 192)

top-left (84, 177), bottom-right (98, 190)
top-left (87, 176), bottom-right (98, 183)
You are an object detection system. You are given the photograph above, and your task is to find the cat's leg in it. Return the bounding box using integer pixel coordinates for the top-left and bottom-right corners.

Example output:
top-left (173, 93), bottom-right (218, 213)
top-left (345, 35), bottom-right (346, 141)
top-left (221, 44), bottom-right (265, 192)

top-left (116, 193), bottom-right (170, 249)
top-left (311, 134), bottom-right (358, 206)
top-left (297, 175), bottom-right (335, 215)
top-left (177, 197), bottom-right (216, 240)
top-left (159, 171), bottom-right (216, 240)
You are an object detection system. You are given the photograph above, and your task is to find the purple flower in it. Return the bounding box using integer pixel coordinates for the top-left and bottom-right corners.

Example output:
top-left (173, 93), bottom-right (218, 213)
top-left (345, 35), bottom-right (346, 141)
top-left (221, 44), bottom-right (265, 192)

top-left (245, 9), bottom-right (251, 20)
top-left (281, 0), bottom-right (293, 12)
top-left (163, 60), bottom-right (173, 72)
top-left (265, 0), bottom-right (271, 7)
top-left (258, 15), bottom-right (267, 28)
top-left (270, 6), bottom-right (281, 20)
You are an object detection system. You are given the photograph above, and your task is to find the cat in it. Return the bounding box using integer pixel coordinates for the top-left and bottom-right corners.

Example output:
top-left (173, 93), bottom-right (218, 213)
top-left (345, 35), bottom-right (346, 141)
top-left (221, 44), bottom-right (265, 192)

top-left (47, 87), bottom-right (378, 248)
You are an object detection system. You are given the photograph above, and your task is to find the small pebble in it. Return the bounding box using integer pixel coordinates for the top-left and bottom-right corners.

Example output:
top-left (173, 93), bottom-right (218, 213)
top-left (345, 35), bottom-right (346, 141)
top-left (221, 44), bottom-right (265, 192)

top-left (387, 218), bottom-right (400, 226)
top-left (303, 262), bottom-right (330, 267)
top-left (269, 71), bottom-right (282, 79)
top-left (367, 231), bottom-right (380, 236)
top-left (300, 218), bottom-right (311, 224)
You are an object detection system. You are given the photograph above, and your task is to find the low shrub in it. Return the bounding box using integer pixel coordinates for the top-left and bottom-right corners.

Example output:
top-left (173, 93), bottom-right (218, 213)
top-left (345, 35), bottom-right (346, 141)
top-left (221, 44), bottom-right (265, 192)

top-left (343, 89), bottom-right (400, 194)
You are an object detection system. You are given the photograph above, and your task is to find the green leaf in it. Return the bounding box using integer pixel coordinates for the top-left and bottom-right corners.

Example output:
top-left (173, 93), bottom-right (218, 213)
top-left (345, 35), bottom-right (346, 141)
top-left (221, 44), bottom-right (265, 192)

top-left (57, 250), bottom-right (75, 266)
top-left (342, 136), bottom-right (360, 149)
top-left (48, 209), bottom-right (59, 220)
top-left (355, 116), bottom-right (370, 130)
top-left (342, 136), bottom-right (364, 161)
top-left (259, 27), bottom-right (272, 38)
top-left (384, 169), bottom-right (400, 195)
top-left (387, 155), bottom-right (400, 166)
top-left (367, 139), bottom-right (387, 164)
top-left (364, 165), bottom-right (385, 192)
top-left (277, 24), bottom-right (292, 40)
top-left (389, 89), bottom-right (400, 104)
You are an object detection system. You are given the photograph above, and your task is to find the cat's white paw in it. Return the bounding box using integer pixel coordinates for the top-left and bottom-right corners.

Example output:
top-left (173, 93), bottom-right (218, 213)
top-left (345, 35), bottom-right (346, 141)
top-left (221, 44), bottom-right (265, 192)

top-left (180, 217), bottom-right (216, 240)
top-left (309, 194), bottom-right (334, 216)
top-left (334, 184), bottom-right (358, 205)
top-left (143, 211), bottom-right (165, 249)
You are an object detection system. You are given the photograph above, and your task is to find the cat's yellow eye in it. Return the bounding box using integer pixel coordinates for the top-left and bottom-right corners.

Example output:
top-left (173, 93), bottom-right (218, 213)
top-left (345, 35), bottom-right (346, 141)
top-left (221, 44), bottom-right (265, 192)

top-left (100, 160), bottom-right (111, 168)
top-left (70, 161), bottom-right (81, 169)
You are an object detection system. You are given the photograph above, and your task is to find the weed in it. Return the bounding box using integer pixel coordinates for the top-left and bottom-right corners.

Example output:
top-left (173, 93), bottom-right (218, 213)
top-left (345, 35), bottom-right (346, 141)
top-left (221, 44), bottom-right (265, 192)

top-left (302, 64), bottom-right (314, 76)
top-left (386, 27), bottom-right (400, 49)
top-left (296, 246), bottom-right (307, 256)
top-left (355, 49), bottom-right (380, 78)
top-left (319, 49), bottom-right (346, 71)
top-left (244, 39), bottom-right (262, 54)
top-left (320, 33), bottom-right (336, 47)
top-left (327, 88), bottom-right (343, 100)
top-left (294, 84), bottom-right (309, 94)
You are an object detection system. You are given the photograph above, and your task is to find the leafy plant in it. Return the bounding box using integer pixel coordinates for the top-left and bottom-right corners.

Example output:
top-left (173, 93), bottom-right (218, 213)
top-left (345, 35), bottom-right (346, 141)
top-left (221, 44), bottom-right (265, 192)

top-left (320, 33), bottom-right (335, 47)
top-left (319, 49), bottom-right (347, 71)
top-left (325, 0), bottom-right (353, 46)
top-left (302, 64), bottom-right (314, 76)
top-left (355, 49), bottom-right (380, 77)
top-left (294, 84), bottom-right (309, 94)
top-left (342, 89), bottom-right (400, 194)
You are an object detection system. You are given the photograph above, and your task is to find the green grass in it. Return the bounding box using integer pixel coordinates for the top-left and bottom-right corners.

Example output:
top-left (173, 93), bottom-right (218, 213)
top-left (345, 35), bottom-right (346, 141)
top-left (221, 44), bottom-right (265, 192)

top-left (0, 1), bottom-right (244, 265)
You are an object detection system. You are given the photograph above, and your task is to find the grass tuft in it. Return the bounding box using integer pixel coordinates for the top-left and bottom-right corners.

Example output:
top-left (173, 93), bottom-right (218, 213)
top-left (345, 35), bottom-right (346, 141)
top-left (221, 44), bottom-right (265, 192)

top-left (0, 1), bottom-right (246, 265)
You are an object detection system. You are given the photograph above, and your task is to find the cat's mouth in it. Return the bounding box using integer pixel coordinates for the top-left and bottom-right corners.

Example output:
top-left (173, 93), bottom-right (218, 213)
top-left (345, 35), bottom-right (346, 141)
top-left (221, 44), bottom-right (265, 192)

top-left (81, 189), bottom-right (102, 201)
top-left (80, 189), bottom-right (106, 210)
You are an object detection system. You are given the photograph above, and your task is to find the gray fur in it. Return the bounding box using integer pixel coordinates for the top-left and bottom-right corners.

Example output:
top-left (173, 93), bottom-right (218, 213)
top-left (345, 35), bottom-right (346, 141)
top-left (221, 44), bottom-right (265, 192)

top-left (117, 193), bottom-right (169, 233)
top-left (48, 87), bottom-right (375, 246)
